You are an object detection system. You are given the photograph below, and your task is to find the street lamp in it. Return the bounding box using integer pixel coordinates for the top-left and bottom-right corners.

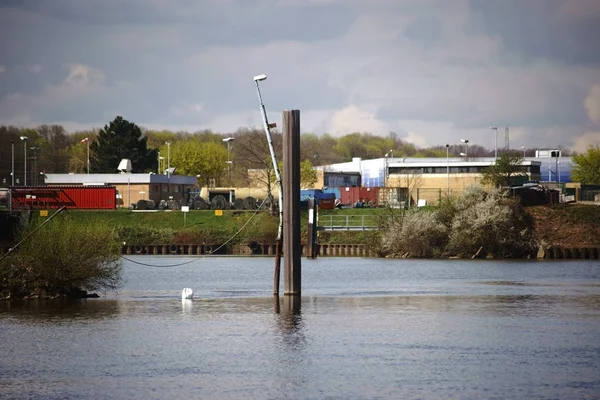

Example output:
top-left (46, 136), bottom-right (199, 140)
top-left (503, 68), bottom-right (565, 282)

top-left (20, 136), bottom-right (28, 186)
top-left (460, 139), bottom-right (469, 158)
top-left (223, 137), bottom-right (234, 185)
top-left (11, 140), bottom-right (15, 186)
top-left (489, 127), bottom-right (498, 159)
top-left (80, 137), bottom-right (90, 174)
top-left (30, 146), bottom-right (39, 185)
top-left (254, 73), bottom-right (283, 242)
top-left (159, 156), bottom-right (164, 174)
top-left (446, 144), bottom-right (450, 195)
top-left (521, 146), bottom-right (526, 158)
top-left (165, 142), bottom-right (171, 175)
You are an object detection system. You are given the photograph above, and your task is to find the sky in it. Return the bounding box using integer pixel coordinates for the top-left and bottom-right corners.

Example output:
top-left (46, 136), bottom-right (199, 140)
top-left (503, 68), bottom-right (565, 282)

top-left (0, 0), bottom-right (599, 152)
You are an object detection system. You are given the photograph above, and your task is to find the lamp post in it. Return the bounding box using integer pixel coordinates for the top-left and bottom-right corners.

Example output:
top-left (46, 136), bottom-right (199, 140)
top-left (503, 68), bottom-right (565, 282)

top-left (80, 137), bottom-right (90, 173)
top-left (165, 142), bottom-right (171, 175)
top-left (521, 146), bottom-right (526, 158)
top-left (30, 146), bottom-right (39, 185)
top-left (223, 137), bottom-right (234, 185)
top-left (159, 156), bottom-right (164, 174)
top-left (20, 136), bottom-right (28, 186)
top-left (489, 127), bottom-right (498, 159)
top-left (460, 139), bottom-right (469, 158)
top-left (254, 73), bottom-right (283, 211)
top-left (446, 144), bottom-right (450, 195)
top-left (490, 126), bottom-right (498, 159)
top-left (254, 73), bottom-right (284, 294)
top-left (11, 140), bottom-right (15, 186)
top-left (384, 151), bottom-right (389, 187)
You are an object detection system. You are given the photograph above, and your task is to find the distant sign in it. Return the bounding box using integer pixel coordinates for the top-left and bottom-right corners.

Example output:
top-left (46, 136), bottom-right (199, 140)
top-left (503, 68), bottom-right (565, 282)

top-left (40, 210), bottom-right (48, 217)
top-left (181, 206), bottom-right (189, 212)
top-left (215, 210), bottom-right (223, 216)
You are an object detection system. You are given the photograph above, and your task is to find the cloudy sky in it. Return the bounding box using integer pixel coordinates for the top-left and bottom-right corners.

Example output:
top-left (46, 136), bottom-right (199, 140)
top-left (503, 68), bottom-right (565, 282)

top-left (0, 0), bottom-right (599, 152)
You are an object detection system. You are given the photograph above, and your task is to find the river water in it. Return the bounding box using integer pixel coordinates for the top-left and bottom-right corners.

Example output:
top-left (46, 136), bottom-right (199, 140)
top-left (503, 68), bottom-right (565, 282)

top-left (1, 257), bottom-right (599, 400)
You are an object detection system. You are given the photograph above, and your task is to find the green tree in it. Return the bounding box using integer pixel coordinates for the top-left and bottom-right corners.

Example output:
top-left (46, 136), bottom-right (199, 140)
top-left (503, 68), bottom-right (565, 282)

top-left (168, 139), bottom-right (228, 185)
top-left (300, 159), bottom-right (318, 188)
top-left (481, 152), bottom-right (526, 187)
top-left (572, 145), bottom-right (600, 184)
top-left (90, 116), bottom-right (158, 173)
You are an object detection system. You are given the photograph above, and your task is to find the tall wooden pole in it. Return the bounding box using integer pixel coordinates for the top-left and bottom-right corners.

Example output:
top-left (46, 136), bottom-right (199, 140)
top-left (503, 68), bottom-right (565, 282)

top-left (283, 110), bottom-right (301, 296)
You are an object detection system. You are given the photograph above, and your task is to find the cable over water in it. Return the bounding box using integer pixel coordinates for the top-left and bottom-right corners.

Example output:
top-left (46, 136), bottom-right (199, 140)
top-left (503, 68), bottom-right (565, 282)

top-left (120, 197), bottom-right (269, 268)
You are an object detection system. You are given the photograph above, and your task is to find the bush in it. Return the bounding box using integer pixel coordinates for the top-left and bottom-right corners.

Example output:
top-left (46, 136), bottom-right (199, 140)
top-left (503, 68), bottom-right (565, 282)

top-left (382, 187), bottom-right (537, 259)
top-left (382, 209), bottom-right (448, 258)
top-left (446, 188), bottom-right (536, 258)
top-left (0, 216), bottom-right (123, 299)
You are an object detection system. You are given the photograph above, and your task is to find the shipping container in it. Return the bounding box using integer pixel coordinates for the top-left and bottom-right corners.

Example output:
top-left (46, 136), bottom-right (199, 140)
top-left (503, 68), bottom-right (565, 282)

top-left (300, 189), bottom-right (336, 209)
top-left (339, 187), bottom-right (379, 207)
top-left (11, 186), bottom-right (117, 210)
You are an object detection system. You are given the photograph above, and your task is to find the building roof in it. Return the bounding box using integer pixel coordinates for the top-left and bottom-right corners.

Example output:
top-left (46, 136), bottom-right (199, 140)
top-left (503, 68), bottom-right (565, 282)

top-left (45, 173), bottom-right (197, 185)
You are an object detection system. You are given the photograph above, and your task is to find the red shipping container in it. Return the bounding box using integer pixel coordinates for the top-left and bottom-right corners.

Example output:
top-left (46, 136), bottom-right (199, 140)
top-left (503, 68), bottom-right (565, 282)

top-left (11, 186), bottom-right (116, 210)
top-left (339, 187), bottom-right (379, 207)
top-left (318, 198), bottom-right (335, 209)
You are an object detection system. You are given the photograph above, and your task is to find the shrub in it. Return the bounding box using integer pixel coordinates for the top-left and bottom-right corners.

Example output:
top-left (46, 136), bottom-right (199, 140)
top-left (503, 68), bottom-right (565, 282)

top-left (0, 216), bottom-right (123, 299)
top-left (447, 189), bottom-right (536, 258)
top-left (381, 187), bottom-right (537, 258)
top-left (382, 209), bottom-right (448, 258)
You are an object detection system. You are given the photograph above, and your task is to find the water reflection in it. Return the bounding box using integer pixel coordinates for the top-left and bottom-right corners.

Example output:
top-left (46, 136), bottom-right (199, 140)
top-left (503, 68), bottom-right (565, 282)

top-left (275, 295), bottom-right (305, 348)
top-left (181, 298), bottom-right (193, 314)
top-left (0, 299), bottom-right (120, 323)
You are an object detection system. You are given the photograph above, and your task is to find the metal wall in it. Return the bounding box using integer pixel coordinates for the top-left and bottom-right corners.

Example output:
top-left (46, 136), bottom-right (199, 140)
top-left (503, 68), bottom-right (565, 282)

top-left (10, 186), bottom-right (116, 210)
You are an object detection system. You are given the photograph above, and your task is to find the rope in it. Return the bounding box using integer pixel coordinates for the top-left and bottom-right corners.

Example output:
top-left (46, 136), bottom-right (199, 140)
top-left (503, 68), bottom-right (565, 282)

top-left (0, 206), bottom-right (67, 262)
top-left (120, 198), bottom-right (269, 268)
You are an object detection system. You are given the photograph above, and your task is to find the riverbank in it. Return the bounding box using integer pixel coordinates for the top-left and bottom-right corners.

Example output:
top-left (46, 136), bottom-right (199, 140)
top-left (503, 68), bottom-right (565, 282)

top-left (2, 203), bottom-right (599, 256)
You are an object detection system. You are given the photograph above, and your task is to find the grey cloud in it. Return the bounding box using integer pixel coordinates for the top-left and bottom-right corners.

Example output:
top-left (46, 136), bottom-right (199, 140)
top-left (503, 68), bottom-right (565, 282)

top-left (469, 0), bottom-right (600, 66)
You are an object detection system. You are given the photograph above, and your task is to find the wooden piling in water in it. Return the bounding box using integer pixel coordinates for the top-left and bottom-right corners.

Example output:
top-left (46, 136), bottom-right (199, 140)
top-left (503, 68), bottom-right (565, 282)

top-left (283, 110), bottom-right (301, 296)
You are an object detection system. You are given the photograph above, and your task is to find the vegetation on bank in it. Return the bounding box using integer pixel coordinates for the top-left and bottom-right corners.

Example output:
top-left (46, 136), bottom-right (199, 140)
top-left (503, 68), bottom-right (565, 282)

top-left (0, 215), bottom-right (123, 299)
top-left (382, 187), bottom-right (538, 258)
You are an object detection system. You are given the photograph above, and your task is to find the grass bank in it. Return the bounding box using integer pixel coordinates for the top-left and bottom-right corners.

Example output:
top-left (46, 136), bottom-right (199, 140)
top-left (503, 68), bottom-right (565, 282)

top-left (21, 203), bottom-right (600, 249)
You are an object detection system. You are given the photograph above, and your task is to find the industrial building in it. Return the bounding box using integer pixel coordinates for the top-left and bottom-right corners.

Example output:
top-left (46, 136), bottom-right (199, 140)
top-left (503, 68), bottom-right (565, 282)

top-left (44, 173), bottom-right (197, 208)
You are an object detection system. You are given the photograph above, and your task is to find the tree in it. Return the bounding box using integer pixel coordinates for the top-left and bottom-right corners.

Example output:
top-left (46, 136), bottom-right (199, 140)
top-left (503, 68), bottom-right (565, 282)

top-left (300, 159), bottom-right (318, 188)
top-left (90, 116), bottom-right (158, 173)
top-left (481, 152), bottom-right (526, 187)
top-left (233, 128), bottom-right (283, 208)
top-left (572, 145), bottom-right (600, 184)
top-left (167, 139), bottom-right (228, 185)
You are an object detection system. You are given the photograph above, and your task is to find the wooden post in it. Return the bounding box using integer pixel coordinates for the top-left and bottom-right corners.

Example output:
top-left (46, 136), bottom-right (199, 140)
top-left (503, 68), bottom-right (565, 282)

top-left (283, 110), bottom-right (301, 296)
top-left (306, 197), bottom-right (317, 259)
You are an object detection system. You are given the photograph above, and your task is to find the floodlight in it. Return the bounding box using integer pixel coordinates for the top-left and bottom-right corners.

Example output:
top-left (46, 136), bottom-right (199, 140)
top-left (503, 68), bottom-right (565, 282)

top-left (489, 126), bottom-right (497, 130)
top-left (222, 137), bottom-right (234, 142)
top-left (460, 139), bottom-right (469, 144)
top-left (20, 136), bottom-right (28, 141)
top-left (253, 74), bottom-right (267, 82)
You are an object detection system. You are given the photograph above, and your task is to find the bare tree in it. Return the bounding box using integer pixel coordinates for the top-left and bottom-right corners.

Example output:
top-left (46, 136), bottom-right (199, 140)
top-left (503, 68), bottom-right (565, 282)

top-left (232, 128), bottom-right (282, 211)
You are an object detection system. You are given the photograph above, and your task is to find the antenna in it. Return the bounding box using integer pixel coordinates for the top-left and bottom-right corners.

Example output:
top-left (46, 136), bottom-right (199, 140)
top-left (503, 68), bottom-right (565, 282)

top-left (505, 126), bottom-right (509, 150)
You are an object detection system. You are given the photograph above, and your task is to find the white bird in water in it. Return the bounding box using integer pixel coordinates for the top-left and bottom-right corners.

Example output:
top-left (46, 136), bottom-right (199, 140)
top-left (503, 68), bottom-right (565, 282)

top-left (182, 288), bottom-right (194, 300)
